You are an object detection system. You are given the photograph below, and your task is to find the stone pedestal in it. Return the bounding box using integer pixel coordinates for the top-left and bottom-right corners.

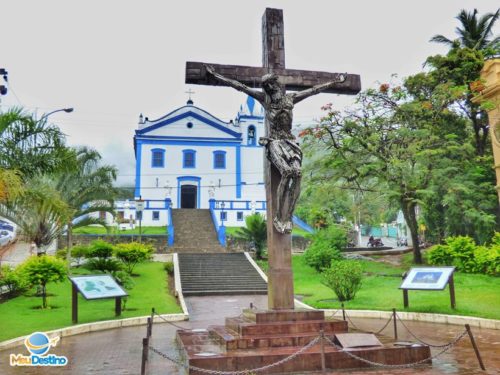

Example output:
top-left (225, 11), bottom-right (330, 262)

top-left (177, 309), bottom-right (431, 374)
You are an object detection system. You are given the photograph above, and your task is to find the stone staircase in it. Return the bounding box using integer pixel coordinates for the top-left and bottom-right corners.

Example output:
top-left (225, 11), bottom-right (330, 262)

top-left (171, 209), bottom-right (225, 253)
top-left (177, 253), bottom-right (268, 296)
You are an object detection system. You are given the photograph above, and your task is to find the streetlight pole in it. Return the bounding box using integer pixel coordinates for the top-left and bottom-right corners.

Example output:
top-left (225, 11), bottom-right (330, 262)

top-left (39, 107), bottom-right (74, 122)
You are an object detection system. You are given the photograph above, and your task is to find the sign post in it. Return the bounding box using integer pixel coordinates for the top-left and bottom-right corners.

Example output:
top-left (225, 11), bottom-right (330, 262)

top-left (400, 267), bottom-right (456, 309)
top-left (69, 275), bottom-right (128, 324)
top-left (135, 198), bottom-right (145, 243)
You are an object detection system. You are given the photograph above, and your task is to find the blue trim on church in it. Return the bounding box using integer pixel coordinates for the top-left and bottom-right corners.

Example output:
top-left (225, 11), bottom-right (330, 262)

top-left (136, 110), bottom-right (241, 138)
top-left (236, 145), bottom-right (241, 198)
top-left (135, 142), bottom-right (142, 198)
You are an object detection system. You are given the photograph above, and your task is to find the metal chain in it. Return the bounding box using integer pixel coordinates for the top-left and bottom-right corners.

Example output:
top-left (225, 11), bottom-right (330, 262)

top-left (343, 310), bottom-right (393, 335)
top-left (395, 313), bottom-right (460, 348)
top-left (153, 311), bottom-right (190, 330)
top-left (323, 330), bottom-right (468, 369)
top-left (148, 336), bottom-right (320, 375)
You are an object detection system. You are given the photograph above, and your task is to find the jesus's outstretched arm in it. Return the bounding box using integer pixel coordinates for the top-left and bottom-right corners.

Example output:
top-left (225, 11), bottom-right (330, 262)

top-left (205, 65), bottom-right (265, 104)
top-left (292, 73), bottom-right (347, 104)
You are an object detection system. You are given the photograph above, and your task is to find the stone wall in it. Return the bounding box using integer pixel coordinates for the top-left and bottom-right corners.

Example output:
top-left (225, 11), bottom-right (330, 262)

top-left (227, 235), bottom-right (310, 253)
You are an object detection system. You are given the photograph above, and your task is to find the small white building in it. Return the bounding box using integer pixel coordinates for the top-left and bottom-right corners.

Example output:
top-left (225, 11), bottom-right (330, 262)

top-left (127, 97), bottom-right (266, 227)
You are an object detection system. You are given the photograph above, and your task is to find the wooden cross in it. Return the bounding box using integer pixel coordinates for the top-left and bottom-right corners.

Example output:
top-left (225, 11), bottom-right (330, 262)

top-left (185, 8), bottom-right (361, 310)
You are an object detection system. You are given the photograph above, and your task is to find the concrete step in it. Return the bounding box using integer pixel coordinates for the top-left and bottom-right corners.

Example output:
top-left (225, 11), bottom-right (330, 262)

top-left (178, 252), bottom-right (267, 296)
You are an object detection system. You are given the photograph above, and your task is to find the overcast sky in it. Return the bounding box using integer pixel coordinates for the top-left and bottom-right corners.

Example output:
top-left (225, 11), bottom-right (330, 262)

top-left (1, 0), bottom-right (498, 186)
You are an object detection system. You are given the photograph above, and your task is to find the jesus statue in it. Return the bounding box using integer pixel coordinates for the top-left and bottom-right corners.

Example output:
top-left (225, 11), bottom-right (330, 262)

top-left (206, 65), bottom-right (346, 234)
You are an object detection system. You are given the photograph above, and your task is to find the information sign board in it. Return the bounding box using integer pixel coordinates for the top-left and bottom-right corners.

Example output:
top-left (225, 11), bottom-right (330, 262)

top-left (400, 267), bottom-right (455, 291)
top-left (69, 275), bottom-right (128, 300)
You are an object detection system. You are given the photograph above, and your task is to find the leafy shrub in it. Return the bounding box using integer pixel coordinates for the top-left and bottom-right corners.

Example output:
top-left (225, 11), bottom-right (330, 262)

top-left (428, 235), bottom-right (499, 276)
top-left (18, 255), bottom-right (67, 308)
top-left (114, 242), bottom-right (153, 275)
top-left (71, 245), bottom-right (90, 266)
top-left (164, 261), bottom-right (174, 275)
top-left (427, 244), bottom-right (453, 266)
top-left (233, 213), bottom-right (267, 260)
top-left (0, 265), bottom-right (27, 297)
top-left (474, 245), bottom-right (500, 276)
top-left (56, 245), bottom-right (89, 266)
top-left (86, 240), bottom-right (115, 259)
top-left (56, 248), bottom-right (67, 259)
top-left (322, 260), bottom-right (363, 302)
top-left (113, 270), bottom-right (135, 290)
top-left (304, 225), bottom-right (345, 272)
top-left (85, 258), bottom-right (123, 273)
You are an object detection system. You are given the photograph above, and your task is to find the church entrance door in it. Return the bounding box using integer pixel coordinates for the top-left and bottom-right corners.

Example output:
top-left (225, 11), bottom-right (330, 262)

top-left (181, 185), bottom-right (197, 208)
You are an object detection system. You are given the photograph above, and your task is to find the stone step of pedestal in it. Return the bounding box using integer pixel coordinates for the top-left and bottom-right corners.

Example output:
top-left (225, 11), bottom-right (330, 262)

top-left (210, 325), bottom-right (331, 350)
top-left (226, 317), bottom-right (348, 336)
top-left (178, 329), bottom-right (431, 375)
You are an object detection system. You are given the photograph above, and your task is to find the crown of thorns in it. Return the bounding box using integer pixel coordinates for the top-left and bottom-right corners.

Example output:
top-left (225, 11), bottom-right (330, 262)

top-left (262, 73), bottom-right (279, 84)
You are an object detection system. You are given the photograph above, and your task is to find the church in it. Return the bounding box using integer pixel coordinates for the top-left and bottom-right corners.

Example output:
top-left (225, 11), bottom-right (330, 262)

top-left (127, 96), bottom-right (267, 227)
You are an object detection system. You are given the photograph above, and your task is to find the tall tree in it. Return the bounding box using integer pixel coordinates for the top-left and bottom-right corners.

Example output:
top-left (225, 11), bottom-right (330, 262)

top-left (430, 8), bottom-right (500, 52)
top-left (51, 147), bottom-right (117, 256)
top-left (301, 82), bottom-right (464, 264)
top-left (0, 107), bottom-right (71, 177)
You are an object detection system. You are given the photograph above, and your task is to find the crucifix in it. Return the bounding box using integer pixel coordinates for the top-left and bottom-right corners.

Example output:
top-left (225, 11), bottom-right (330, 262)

top-left (186, 8), bottom-right (361, 310)
top-left (185, 88), bottom-right (195, 103)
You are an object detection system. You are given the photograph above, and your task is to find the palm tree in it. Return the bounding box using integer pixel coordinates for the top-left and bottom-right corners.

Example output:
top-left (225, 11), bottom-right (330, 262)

top-left (0, 177), bottom-right (71, 253)
top-left (0, 107), bottom-right (70, 178)
top-left (431, 8), bottom-right (500, 52)
top-left (234, 213), bottom-right (267, 260)
top-left (51, 147), bottom-right (117, 257)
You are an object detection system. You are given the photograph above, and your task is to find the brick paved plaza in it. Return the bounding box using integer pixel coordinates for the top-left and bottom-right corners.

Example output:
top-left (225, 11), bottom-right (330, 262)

top-left (0, 295), bottom-right (499, 374)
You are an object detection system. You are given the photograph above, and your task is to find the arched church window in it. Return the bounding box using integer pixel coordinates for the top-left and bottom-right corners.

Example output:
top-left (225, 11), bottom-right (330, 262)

top-left (247, 125), bottom-right (256, 146)
top-left (213, 150), bottom-right (226, 169)
top-left (151, 149), bottom-right (165, 168)
top-left (182, 149), bottom-right (196, 168)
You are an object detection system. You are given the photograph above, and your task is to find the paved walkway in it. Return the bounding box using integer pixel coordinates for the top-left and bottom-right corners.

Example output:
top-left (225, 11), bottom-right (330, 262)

top-left (0, 241), bottom-right (57, 268)
top-left (1, 294), bottom-right (499, 374)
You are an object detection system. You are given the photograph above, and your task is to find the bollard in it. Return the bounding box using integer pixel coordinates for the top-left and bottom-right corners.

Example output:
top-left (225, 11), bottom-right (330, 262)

top-left (319, 330), bottom-right (326, 373)
top-left (141, 337), bottom-right (149, 375)
top-left (392, 308), bottom-right (398, 340)
top-left (147, 317), bottom-right (152, 339)
top-left (465, 324), bottom-right (486, 370)
top-left (341, 303), bottom-right (346, 321)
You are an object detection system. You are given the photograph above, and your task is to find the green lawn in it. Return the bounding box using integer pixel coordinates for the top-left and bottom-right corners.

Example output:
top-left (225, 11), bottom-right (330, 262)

top-left (73, 225), bottom-right (167, 235)
top-left (258, 255), bottom-right (500, 320)
top-left (0, 262), bottom-right (181, 342)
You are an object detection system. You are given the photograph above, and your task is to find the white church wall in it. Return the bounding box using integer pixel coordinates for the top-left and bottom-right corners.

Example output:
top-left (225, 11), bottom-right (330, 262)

top-left (138, 143), bottom-right (239, 209)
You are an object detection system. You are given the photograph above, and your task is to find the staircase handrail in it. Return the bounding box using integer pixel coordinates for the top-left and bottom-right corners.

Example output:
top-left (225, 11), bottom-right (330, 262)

top-left (292, 215), bottom-right (315, 234)
top-left (166, 199), bottom-right (174, 246)
top-left (209, 199), bottom-right (226, 246)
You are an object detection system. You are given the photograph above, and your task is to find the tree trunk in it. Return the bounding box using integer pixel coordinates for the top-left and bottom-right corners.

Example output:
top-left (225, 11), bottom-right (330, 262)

top-left (42, 283), bottom-right (47, 309)
top-left (66, 221), bottom-right (73, 263)
top-left (401, 200), bottom-right (422, 264)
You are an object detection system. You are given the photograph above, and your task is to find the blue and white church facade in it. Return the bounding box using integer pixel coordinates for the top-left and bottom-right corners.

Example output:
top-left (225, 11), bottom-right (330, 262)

top-left (131, 97), bottom-right (266, 227)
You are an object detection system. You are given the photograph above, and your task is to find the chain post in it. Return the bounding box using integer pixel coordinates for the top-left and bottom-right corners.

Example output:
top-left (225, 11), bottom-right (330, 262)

top-left (147, 317), bottom-right (152, 339)
top-left (465, 324), bottom-right (486, 371)
top-left (319, 329), bottom-right (326, 373)
top-left (392, 308), bottom-right (398, 340)
top-left (341, 303), bottom-right (346, 321)
top-left (141, 337), bottom-right (148, 375)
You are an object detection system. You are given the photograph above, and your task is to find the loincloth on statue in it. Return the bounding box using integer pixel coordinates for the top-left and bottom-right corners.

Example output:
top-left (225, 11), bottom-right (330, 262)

top-left (259, 137), bottom-right (302, 163)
